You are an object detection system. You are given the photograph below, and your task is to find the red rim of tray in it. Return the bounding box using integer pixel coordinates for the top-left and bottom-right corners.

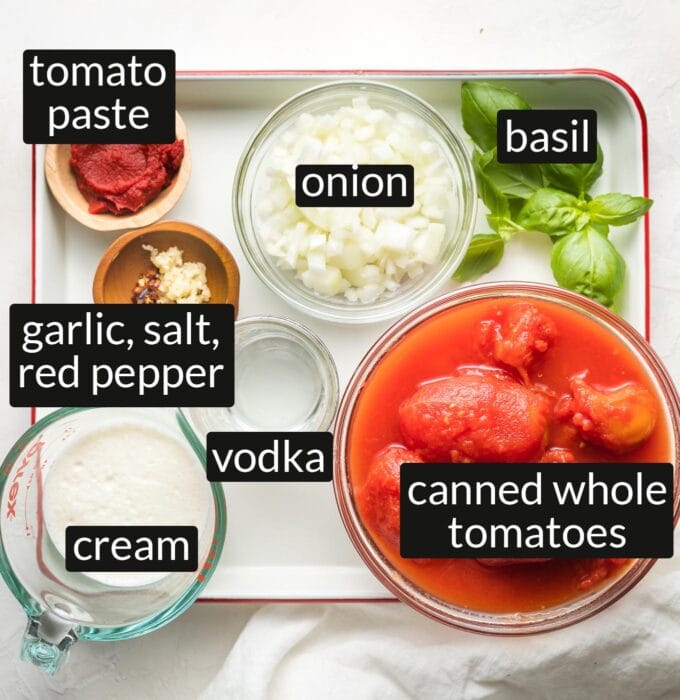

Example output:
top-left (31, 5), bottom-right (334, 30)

top-left (29, 68), bottom-right (651, 604)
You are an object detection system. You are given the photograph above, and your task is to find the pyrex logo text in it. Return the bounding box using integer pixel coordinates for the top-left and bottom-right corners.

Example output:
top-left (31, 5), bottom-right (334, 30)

top-left (6, 439), bottom-right (43, 520)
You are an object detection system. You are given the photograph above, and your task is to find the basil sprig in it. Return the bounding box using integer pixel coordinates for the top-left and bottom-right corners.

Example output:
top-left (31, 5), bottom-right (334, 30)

top-left (454, 81), bottom-right (652, 307)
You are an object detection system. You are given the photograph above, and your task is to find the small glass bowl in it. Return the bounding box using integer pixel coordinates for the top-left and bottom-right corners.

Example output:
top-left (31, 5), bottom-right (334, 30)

top-left (334, 282), bottom-right (680, 634)
top-left (233, 80), bottom-right (477, 324)
top-left (184, 316), bottom-right (339, 436)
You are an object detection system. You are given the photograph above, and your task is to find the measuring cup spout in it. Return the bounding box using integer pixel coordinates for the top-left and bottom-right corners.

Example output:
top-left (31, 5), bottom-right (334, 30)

top-left (20, 613), bottom-right (79, 675)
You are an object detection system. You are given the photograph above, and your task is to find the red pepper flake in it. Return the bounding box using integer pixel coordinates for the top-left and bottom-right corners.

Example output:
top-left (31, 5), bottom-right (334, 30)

top-left (132, 268), bottom-right (161, 304)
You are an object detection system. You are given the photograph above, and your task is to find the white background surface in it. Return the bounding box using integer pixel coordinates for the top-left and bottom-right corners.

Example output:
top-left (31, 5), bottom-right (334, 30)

top-left (1, 1), bottom-right (679, 698)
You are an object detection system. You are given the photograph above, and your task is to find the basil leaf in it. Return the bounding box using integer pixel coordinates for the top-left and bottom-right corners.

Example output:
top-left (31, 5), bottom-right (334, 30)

top-left (454, 233), bottom-right (505, 282)
top-left (477, 148), bottom-right (543, 199)
top-left (486, 214), bottom-right (505, 232)
top-left (549, 219), bottom-right (609, 242)
top-left (485, 214), bottom-right (519, 239)
top-left (589, 220), bottom-right (610, 236)
top-left (461, 82), bottom-right (531, 152)
top-left (540, 143), bottom-right (604, 196)
top-left (587, 193), bottom-right (653, 226)
top-left (517, 188), bottom-right (590, 234)
top-left (548, 230), bottom-right (574, 241)
top-left (508, 197), bottom-right (525, 221)
top-left (473, 150), bottom-right (511, 218)
top-left (550, 227), bottom-right (625, 307)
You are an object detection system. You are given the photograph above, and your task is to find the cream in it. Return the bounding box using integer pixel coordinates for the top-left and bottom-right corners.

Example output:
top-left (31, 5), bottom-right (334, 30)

top-left (43, 421), bottom-right (211, 587)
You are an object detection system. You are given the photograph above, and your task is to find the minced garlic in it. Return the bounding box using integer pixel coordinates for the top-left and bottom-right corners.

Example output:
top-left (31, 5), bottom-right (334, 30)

top-left (140, 244), bottom-right (211, 304)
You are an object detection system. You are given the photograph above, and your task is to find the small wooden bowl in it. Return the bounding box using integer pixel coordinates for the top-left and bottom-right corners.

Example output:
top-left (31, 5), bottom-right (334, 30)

top-left (92, 220), bottom-right (240, 315)
top-left (44, 112), bottom-right (191, 232)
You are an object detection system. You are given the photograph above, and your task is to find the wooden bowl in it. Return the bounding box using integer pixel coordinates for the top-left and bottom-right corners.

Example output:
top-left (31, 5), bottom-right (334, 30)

top-left (44, 112), bottom-right (191, 232)
top-left (92, 220), bottom-right (240, 315)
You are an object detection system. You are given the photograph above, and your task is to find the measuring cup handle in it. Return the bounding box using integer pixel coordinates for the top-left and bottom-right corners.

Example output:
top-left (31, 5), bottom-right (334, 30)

top-left (20, 614), bottom-right (78, 675)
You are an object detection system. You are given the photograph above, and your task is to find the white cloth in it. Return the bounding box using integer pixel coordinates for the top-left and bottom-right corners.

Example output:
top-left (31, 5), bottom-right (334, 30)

top-left (200, 568), bottom-right (680, 700)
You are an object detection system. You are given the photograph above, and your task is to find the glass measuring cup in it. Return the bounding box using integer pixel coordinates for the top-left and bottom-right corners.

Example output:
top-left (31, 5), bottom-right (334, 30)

top-left (0, 407), bottom-right (226, 674)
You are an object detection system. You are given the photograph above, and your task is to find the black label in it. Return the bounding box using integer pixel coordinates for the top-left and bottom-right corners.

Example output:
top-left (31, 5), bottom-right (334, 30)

top-left (295, 164), bottom-right (414, 207)
top-left (400, 462), bottom-right (673, 558)
top-left (10, 304), bottom-right (234, 407)
top-left (65, 526), bottom-right (198, 572)
top-left (23, 50), bottom-right (175, 144)
top-left (207, 432), bottom-right (333, 482)
top-left (497, 109), bottom-right (597, 163)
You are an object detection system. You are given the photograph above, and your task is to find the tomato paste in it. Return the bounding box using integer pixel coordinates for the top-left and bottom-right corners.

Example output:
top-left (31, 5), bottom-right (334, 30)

top-left (70, 141), bottom-right (184, 215)
top-left (349, 298), bottom-right (670, 613)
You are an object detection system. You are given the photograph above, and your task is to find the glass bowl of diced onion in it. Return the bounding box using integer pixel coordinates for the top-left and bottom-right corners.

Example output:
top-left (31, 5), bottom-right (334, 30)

top-left (233, 81), bottom-right (477, 324)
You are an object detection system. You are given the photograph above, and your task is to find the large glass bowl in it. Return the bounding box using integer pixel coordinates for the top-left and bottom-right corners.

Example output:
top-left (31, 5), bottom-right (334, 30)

top-left (333, 282), bottom-right (680, 634)
top-left (233, 80), bottom-right (476, 324)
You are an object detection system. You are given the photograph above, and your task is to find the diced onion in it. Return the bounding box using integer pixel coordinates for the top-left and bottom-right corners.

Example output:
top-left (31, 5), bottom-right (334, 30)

top-left (256, 97), bottom-right (454, 303)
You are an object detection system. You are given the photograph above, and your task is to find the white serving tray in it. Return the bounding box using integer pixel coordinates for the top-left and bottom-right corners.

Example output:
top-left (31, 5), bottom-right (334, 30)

top-left (32, 70), bottom-right (650, 601)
